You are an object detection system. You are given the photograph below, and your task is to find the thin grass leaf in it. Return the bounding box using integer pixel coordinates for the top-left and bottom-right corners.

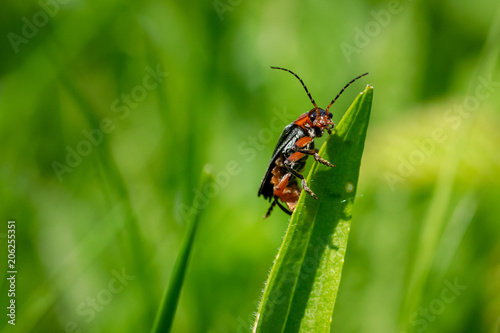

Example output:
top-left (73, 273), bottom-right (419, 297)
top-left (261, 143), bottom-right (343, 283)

top-left (253, 85), bottom-right (373, 333)
top-left (151, 168), bottom-right (214, 333)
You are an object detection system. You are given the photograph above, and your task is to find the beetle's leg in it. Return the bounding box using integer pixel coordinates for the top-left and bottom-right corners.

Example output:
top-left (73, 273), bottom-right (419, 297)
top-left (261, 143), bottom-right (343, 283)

top-left (300, 178), bottom-right (317, 199)
top-left (264, 200), bottom-right (276, 219)
top-left (297, 148), bottom-right (335, 167)
top-left (264, 198), bottom-right (292, 219)
top-left (294, 137), bottom-right (334, 167)
top-left (274, 173), bottom-right (291, 197)
top-left (284, 155), bottom-right (317, 199)
top-left (285, 152), bottom-right (306, 178)
top-left (275, 199), bottom-right (292, 215)
top-left (295, 136), bottom-right (314, 149)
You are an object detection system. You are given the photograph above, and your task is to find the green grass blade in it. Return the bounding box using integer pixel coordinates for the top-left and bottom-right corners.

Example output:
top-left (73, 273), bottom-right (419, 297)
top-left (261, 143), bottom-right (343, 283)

top-left (151, 168), bottom-right (213, 333)
top-left (253, 85), bottom-right (373, 333)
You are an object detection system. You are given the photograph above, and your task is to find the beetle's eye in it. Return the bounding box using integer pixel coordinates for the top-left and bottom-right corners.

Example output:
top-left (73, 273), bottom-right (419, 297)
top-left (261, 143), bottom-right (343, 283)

top-left (328, 112), bottom-right (333, 119)
top-left (309, 112), bottom-right (316, 121)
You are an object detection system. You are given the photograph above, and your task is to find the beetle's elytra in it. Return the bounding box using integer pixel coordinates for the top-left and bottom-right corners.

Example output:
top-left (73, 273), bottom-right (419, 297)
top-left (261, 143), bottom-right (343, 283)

top-left (258, 67), bottom-right (368, 218)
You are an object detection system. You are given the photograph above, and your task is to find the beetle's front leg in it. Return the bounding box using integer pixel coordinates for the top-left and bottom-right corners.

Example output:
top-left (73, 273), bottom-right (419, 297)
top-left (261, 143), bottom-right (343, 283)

top-left (294, 136), bottom-right (335, 168)
top-left (294, 136), bottom-right (314, 151)
top-left (297, 148), bottom-right (335, 168)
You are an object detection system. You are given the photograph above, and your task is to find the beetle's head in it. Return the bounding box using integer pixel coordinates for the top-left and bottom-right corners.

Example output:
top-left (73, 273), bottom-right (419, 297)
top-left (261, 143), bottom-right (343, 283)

top-left (308, 108), bottom-right (334, 136)
top-left (293, 108), bottom-right (334, 136)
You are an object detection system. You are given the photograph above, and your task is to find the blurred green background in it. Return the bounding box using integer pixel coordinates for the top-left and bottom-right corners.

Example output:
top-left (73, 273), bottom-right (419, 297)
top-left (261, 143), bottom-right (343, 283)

top-left (1, 0), bottom-right (500, 332)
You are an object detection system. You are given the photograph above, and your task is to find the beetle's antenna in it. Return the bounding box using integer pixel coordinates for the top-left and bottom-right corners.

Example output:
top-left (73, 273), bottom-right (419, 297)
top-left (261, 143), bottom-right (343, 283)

top-left (326, 72), bottom-right (369, 113)
top-left (271, 66), bottom-right (318, 108)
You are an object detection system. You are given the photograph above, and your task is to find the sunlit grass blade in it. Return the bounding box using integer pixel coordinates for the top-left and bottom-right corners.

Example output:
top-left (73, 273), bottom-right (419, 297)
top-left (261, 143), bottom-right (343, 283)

top-left (151, 168), bottom-right (214, 333)
top-left (253, 85), bottom-right (373, 332)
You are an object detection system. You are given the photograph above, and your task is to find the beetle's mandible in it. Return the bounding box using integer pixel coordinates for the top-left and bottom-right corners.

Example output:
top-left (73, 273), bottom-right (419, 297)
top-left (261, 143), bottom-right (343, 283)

top-left (258, 66), bottom-right (368, 218)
